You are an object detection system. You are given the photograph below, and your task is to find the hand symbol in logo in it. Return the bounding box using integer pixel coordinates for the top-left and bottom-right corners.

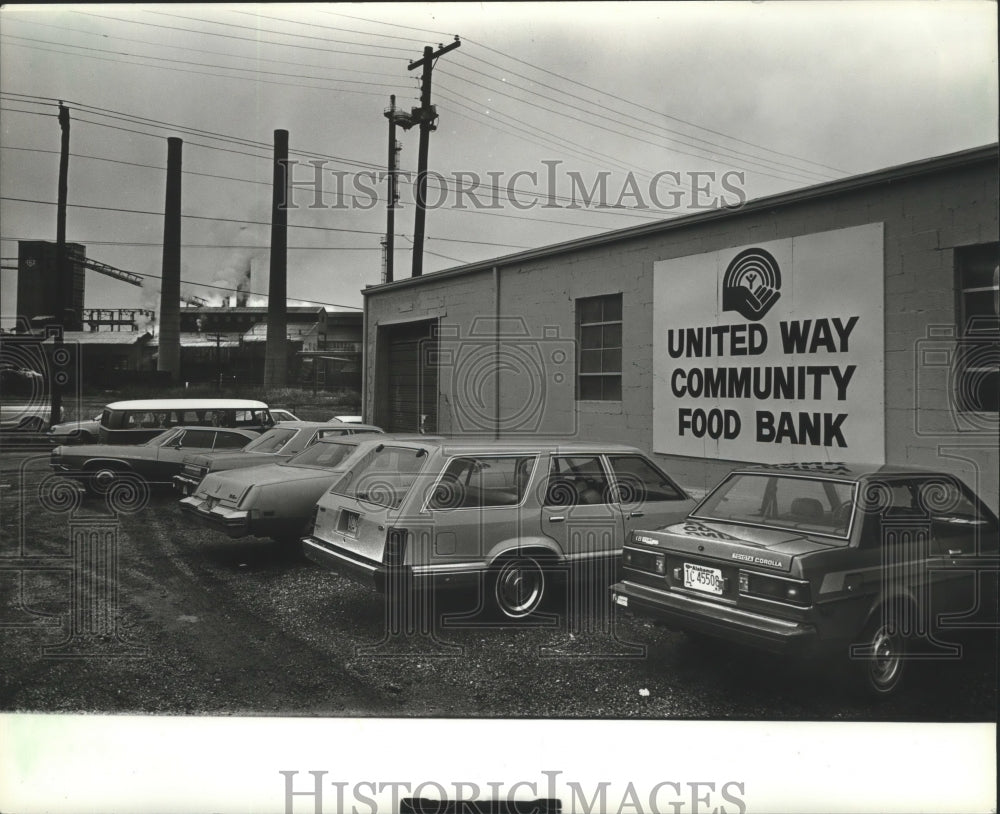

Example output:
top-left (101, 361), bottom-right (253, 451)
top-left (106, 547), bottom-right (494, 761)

top-left (722, 248), bottom-right (782, 321)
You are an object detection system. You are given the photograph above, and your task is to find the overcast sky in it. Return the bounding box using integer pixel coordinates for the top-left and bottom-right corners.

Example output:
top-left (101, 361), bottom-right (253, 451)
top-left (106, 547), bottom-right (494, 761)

top-left (1, 2), bottom-right (997, 327)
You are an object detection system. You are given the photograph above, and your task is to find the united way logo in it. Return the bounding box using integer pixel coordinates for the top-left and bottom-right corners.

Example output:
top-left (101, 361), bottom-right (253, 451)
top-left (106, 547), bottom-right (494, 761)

top-left (721, 248), bottom-right (782, 321)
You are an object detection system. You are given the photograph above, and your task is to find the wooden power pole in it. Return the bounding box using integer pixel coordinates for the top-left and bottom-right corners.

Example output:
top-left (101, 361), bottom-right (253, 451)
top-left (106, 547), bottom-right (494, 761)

top-left (408, 37), bottom-right (460, 278)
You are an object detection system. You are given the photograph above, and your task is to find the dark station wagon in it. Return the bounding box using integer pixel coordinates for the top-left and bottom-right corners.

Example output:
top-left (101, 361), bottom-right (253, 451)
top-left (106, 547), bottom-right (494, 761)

top-left (611, 463), bottom-right (1000, 697)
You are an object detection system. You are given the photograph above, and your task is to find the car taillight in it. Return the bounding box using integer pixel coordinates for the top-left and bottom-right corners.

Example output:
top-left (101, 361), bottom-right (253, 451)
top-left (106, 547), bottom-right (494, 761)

top-left (384, 527), bottom-right (408, 566)
top-left (623, 548), bottom-right (666, 575)
top-left (738, 570), bottom-right (811, 607)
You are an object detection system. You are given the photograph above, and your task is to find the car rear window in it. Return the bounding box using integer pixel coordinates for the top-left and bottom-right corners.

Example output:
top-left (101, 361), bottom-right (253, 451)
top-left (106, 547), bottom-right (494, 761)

top-left (244, 428), bottom-right (297, 453)
top-left (694, 473), bottom-right (855, 539)
top-left (287, 440), bottom-right (358, 469)
top-left (330, 445), bottom-right (429, 509)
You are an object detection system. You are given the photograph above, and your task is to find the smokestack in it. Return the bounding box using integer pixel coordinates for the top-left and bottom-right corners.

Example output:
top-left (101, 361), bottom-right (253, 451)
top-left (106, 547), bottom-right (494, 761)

top-left (158, 137), bottom-right (182, 381)
top-left (263, 129), bottom-right (288, 389)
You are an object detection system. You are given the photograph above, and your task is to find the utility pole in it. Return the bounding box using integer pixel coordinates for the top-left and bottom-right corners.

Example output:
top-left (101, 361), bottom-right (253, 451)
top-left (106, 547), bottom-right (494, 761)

top-left (408, 37), bottom-right (460, 278)
top-left (51, 103), bottom-right (70, 426)
top-left (383, 95), bottom-right (413, 284)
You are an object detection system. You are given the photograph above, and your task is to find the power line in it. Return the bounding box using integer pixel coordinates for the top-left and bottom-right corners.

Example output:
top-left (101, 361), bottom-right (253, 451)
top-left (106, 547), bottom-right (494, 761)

top-left (0, 196), bottom-right (535, 249)
top-left (75, 9), bottom-right (409, 61)
top-left (310, 9), bottom-right (845, 175)
top-left (0, 36), bottom-right (400, 97)
top-left (4, 14), bottom-right (407, 79)
top-left (447, 55), bottom-right (836, 182)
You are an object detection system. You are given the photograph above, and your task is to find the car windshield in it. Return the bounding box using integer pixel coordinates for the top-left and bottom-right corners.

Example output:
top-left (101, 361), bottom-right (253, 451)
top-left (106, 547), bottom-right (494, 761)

top-left (243, 427), bottom-right (297, 453)
top-left (694, 473), bottom-right (856, 539)
top-left (330, 445), bottom-right (429, 509)
top-left (285, 440), bottom-right (358, 469)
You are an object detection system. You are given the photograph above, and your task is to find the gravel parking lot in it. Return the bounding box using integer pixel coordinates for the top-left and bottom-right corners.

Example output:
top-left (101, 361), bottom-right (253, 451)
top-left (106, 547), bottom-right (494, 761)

top-left (1, 447), bottom-right (996, 720)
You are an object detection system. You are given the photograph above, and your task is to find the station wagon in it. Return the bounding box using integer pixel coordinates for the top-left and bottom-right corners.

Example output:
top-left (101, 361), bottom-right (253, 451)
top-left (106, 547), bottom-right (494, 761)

top-left (303, 439), bottom-right (696, 619)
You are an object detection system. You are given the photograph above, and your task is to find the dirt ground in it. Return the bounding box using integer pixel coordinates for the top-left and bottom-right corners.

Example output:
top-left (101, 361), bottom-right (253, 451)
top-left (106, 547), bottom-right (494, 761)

top-left (1, 446), bottom-right (996, 720)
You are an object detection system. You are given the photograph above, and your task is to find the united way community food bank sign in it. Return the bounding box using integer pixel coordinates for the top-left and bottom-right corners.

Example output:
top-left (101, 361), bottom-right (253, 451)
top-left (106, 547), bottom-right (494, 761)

top-left (652, 223), bottom-right (885, 464)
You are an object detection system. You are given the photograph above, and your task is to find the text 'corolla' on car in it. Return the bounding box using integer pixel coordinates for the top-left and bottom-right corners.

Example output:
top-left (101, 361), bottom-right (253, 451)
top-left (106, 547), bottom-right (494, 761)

top-left (179, 433), bottom-right (389, 544)
top-left (610, 463), bottom-right (1000, 697)
top-left (302, 439), bottom-right (697, 620)
top-left (172, 420), bottom-right (383, 495)
top-left (51, 426), bottom-right (258, 493)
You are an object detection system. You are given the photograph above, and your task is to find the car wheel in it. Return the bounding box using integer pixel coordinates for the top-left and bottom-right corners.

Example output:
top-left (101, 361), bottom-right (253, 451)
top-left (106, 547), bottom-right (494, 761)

top-left (851, 614), bottom-right (907, 699)
top-left (86, 466), bottom-right (121, 495)
top-left (491, 555), bottom-right (546, 619)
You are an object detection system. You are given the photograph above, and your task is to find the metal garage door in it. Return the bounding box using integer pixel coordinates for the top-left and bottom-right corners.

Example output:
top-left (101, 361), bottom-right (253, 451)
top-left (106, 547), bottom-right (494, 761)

top-left (379, 319), bottom-right (438, 433)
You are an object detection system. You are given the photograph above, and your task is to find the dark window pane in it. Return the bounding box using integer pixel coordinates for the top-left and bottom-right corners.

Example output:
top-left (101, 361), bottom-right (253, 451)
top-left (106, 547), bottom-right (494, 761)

top-left (578, 376), bottom-right (602, 400)
top-left (578, 299), bottom-right (602, 324)
top-left (602, 348), bottom-right (622, 373)
top-left (603, 295), bottom-right (623, 321)
top-left (580, 350), bottom-right (602, 373)
top-left (580, 325), bottom-right (603, 349)
top-left (602, 323), bottom-right (622, 347)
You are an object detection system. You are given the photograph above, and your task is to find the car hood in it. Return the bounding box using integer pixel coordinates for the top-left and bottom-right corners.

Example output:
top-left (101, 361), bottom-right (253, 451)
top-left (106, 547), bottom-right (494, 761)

top-left (630, 519), bottom-right (839, 573)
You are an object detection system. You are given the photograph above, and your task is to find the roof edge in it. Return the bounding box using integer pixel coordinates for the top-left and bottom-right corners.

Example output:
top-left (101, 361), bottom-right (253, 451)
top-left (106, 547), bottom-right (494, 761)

top-left (364, 142), bottom-right (998, 296)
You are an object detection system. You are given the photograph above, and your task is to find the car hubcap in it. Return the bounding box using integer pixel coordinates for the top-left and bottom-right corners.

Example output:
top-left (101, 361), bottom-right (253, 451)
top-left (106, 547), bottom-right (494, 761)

top-left (870, 626), bottom-right (902, 689)
top-left (496, 560), bottom-right (544, 618)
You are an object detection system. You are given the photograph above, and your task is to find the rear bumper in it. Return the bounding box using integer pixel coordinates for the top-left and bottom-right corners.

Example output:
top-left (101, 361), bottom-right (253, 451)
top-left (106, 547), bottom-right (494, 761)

top-left (610, 579), bottom-right (821, 656)
top-left (302, 535), bottom-right (483, 594)
top-left (179, 495), bottom-right (250, 537)
top-left (173, 474), bottom-right (203, 495)
top-left (302, 535), bottom-right (388, 591)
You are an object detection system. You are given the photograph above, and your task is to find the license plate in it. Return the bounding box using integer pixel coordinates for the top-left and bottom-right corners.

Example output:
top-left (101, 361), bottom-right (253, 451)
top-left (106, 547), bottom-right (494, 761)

top-left (343, 511), bottom-right (359, 536)
top-left (683, 563), bottom-right (724, 595)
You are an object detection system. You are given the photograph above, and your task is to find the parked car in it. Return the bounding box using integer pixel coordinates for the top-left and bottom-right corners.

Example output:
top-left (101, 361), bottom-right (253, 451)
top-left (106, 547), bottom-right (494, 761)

top-left (303, 439), bottom-right (697, 619)
top-left (51, 426), bottom-right (259, 493)
top-left (1, 401), bottom-right (60, 432)
top-left (331, 415), bottom-right (363, 423)
top-left (270, 408), bottom-right (300, 422)
top-left (98, 398), bottom-right (273, 444)
top-left (179, 434), bottom-right (401, 544)
top-left (173, 421), bottom-right (383, 495)
top-left (48, 413), bottom-right (102, 444)
top-left (610, 464), bottom-right (1000, 697)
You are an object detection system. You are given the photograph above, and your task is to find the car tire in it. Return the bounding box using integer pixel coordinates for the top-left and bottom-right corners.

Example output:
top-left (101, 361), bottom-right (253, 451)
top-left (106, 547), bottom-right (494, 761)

top-left (491, 555), bottom-right (546, 619)
top-left (850, 613), bottom-right (907, 699)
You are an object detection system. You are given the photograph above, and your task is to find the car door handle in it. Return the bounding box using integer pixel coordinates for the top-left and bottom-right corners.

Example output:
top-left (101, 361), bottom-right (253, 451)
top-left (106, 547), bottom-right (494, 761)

top-left (548, 516), bottom-right (565, 523)
top-left (629, 511), bottom-right (644, 518)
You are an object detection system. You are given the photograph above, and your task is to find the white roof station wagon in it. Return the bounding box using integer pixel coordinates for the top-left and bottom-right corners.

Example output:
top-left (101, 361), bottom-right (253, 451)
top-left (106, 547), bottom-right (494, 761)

top-left (303, 439), bottom-right (697, 619)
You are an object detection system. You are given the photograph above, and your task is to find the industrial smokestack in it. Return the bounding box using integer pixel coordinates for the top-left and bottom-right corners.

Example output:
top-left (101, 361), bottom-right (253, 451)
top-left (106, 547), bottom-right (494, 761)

top-left (158, 137), bottom-right (182, 381)
top-left (263, 129), bottom-right (288, 389)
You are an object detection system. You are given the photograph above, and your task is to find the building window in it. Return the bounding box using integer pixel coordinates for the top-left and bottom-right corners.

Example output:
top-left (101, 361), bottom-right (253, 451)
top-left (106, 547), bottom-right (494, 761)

top-left (576, 293), bottom-right (622, 400)
top-left (955, 243), bottom-right (999, 413)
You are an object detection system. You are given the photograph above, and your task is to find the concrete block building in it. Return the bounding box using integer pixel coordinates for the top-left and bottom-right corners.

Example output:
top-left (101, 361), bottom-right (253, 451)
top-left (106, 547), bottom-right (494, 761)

top-left (360, 145), bottom-right (999, 509)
